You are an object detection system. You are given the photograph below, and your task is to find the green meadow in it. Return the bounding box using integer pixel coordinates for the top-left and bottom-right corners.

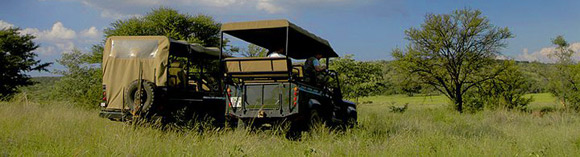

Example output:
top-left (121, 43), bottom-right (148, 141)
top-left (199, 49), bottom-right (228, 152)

top-left (2, 93), bottom-right (579, 156)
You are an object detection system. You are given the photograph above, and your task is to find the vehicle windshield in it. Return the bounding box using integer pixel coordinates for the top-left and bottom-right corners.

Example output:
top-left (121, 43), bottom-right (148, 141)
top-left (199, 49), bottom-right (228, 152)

top-left (109, 39), bottom-right (159, 58)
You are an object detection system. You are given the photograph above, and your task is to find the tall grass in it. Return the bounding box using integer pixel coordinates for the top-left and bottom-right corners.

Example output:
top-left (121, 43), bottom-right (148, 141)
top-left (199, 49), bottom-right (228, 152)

top-left (1, 93), bottom-right (580, 156)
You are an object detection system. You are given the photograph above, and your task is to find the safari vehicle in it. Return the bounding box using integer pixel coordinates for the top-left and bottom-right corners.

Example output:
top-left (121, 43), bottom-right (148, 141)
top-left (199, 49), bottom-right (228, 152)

top-left (220, 20), bottom-right (357, 129)
top-left (99, 36), bottom-right (226, 123)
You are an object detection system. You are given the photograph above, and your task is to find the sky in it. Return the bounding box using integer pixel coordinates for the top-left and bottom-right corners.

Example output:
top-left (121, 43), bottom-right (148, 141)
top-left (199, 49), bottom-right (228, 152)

top-left (1, 0), bottom-right (579, 76)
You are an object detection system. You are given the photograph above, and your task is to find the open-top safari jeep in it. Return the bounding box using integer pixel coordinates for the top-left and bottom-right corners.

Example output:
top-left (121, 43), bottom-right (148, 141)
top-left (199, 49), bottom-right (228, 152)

top-left (99, 36), bottom-right (226, 124)
top-left (219, 20), bottom-right (357, 130)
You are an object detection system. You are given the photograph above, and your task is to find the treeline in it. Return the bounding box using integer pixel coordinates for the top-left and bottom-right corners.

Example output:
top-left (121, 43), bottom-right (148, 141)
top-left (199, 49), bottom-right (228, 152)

top-left (341, 59), bottom-right (551, 96)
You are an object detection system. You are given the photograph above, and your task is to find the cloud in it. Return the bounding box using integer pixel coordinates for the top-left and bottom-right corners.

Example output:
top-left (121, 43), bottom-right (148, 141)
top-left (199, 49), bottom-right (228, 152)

top-left (517, 42), bottom-right (580, 63)
top-left (80, 26), bottom-right (101, 39)
top-left (55, 0), bottom-right (365, 19)
top-left (20, 22), bottom-right (77, 42)
top-left (11, 21), bottom-right (101, 57)
top-left (100, 10), bottom-right (142, 19)
top-left (257, 0), bottom-right (285, 13)
top-left (0, 20), bottom-right (15, 29)
top-left (191, 0), bottom-right (239, 7)
top-left (74, 0), bottom-right (157, 19)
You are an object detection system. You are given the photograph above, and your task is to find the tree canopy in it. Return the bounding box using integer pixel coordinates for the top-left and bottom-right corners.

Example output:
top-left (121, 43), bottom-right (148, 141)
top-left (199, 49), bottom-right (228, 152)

top-left (241, 44), bottom-right (267, 57)
top-left (104, 7), bottom-right (221, 47)
top-left (0, 28), bottom-right (51, 99)
top-left (331, 55), bottom-right (384, 100)
top-left (545, 35), bottom-right (580, 111)
top-left (392, 9), bottom-right (513, 113)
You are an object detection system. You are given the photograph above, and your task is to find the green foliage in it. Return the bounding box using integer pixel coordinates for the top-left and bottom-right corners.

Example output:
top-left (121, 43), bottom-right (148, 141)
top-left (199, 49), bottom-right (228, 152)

top-left (104, 7), bottom-right (221, 47)
top-left (544, 35), bottom-right (580, 111)
top-left (53, 49), bottom-right (102, 109)
top-left (0, 28), bottom-right (51, 100)
top-left (392, 9), bottom-right (513, 113)
top-left (331, 55), bottom-right (385, 99)
top-left (15, 77), bottom-right (61, 103)
top-left (463, 60), bottom-right (533, 112)
top-left (240, 44), bottom-right (267, 57)
top-left (518, 61), bottom-right (549, 93)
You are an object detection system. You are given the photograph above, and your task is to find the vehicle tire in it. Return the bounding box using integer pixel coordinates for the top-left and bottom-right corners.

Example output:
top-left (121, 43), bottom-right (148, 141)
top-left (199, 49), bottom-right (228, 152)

top-left (308, 109), bottom-right (323, 130)
top-left (225, 117), bottom-right (239, 129)
top-left (346, 106), bottom-right (357, 128)
top-left (125, 80), bottom-right (156, 117)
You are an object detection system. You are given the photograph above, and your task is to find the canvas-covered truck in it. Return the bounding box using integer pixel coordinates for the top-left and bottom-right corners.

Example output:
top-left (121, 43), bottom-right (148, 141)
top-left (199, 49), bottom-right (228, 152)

top-left (219, 20), bottom-right (357, 130)
top-left (99, 36), bottom-right (226, 124)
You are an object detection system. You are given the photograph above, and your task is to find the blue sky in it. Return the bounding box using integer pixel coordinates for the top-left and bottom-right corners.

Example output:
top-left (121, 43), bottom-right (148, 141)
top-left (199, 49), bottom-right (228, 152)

top-left (1, 0), bottom-right (579, 76)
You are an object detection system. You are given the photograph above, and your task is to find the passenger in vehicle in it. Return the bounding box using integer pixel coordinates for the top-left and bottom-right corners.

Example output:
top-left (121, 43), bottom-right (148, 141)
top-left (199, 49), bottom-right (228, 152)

top-left (267, 48), bottom-right (286, 57)
top-left (304, 53), bottom-right (327, 86)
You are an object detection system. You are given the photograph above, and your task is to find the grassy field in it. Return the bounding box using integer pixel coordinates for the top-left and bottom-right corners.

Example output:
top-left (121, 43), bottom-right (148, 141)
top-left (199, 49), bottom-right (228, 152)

top-left (2, 93), bottom-right (580, 156)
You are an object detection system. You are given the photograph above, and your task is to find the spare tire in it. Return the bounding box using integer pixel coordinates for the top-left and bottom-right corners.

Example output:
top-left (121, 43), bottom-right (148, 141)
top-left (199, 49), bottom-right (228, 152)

top-left (125, 80), bottom-right (156, 116)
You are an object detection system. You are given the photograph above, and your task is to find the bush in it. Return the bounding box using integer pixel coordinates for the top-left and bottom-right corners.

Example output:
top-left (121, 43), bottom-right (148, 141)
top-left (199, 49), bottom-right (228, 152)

top-left (464, 60), bottom-right (533, 112)
top-left (52, 49), bottom-right (102, 109)
top-left (544, 36), bottom-right (580, 112)
top-left (331, 55), bottom-right (385, 100)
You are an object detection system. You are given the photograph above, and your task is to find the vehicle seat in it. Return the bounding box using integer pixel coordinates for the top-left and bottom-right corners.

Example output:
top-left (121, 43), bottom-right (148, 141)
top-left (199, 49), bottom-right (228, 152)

top-left (292, 64), bottom-right (303, 79)
top-left (224, 57), bottom-right (291, 78)
top-left (168, 61), bottom-right (186, 87)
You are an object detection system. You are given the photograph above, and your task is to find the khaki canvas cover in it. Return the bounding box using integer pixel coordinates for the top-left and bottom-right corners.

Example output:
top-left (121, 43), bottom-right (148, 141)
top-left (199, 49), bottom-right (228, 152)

top-left (221, 19), bottom-right (339, 59)
top-left (102, 36), bottom-right (170, 110)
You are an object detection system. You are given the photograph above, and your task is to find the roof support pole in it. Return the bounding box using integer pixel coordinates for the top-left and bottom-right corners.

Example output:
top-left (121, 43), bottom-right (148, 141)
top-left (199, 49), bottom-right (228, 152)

top-left (285, 27), bottom-right (291, 81)
top-left (285, 26), bottom-right (292, 109)
top-left (219, 32), bottom-right (224, 94)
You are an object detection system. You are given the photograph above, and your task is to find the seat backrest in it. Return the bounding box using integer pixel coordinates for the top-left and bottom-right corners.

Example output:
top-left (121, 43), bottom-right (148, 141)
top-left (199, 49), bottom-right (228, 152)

top-left (224, 57), bottom-right (291, 78)
top-left (168, 61), bottom-right (185, 87)
top-left (292, 64), bottom-right (303, 78)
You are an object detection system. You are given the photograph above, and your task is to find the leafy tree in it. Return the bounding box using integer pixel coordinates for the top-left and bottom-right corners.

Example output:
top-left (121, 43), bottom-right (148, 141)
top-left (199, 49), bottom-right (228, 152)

top-left (104, 7), bottom-right (221, 47)
top-left (519, 61), bottom-right (549, 93)
top-left (331, 55), bottom-right (385, 102)
top-left (53, 49), bottom-right (102, 109)
top-left (0, 28), bottom-right (51, 100)
top-left (465, 60), bottom-right (533, 112)
top-left (392, 9), bottom-right (513, 113)
top-left (545, 35), bottom-right (580, 111)
top-left (241, 44), bottom-right (267, 57)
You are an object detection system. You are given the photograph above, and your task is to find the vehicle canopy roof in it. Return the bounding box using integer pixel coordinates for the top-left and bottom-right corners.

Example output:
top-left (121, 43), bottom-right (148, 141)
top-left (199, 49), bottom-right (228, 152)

top-left (168, 39), bottom-right (224, 58)
top-left (221, 19), bottom-right (338, 59)
top-left (103, 36), bottom-right (224, 60)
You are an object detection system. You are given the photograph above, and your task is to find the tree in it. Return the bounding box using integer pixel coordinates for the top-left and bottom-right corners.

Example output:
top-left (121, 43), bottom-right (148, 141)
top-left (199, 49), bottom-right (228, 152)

top-left (104, 7), bottom-right (221, 47)
top-left (392, 9), bottom-right (513, 113)
top-left (545, 35), bottom-right (580, 111)
top-left (53, 49), bottom-right (101, 109)
top-left (241, 44), bottom-right (267, 57)
top-left (465, 60), bottom-right (533, 112)
top-left (0, 28), bottom-right (51, 100)
top-left (331, 55), bottom-right (385, 102)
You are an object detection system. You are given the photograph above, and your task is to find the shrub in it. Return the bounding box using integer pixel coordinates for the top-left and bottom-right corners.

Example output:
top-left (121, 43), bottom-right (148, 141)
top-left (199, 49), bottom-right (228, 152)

top-left (464, 60), bottom-right (533, 112)
top-left (53, 49), bottom-right (102, 109)
top-left (544, 36), bottom-right (580, 111)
